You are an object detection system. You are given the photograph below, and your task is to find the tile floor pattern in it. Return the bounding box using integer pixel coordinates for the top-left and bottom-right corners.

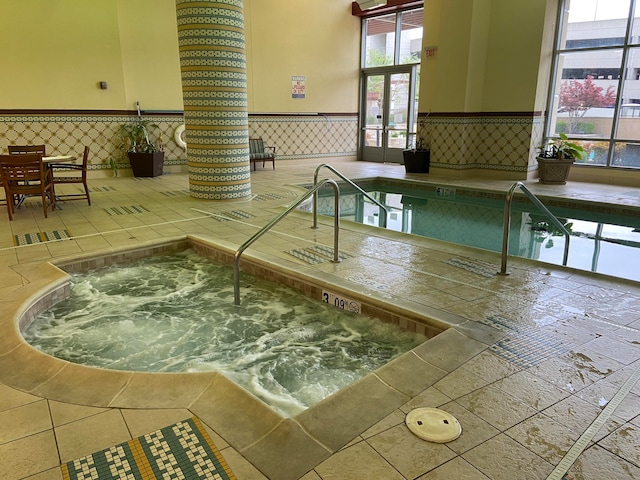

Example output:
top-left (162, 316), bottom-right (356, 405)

top-left (62, 417), bottom-right (235, 480)
top-left (1, 158), bottom-right (640, 479)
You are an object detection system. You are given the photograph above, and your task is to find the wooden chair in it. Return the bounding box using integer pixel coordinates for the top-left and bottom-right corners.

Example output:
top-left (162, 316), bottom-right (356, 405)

top-left (0, 154), bottom-right (55, 220)
top-left (49, 146), bottom-right (91, 205)
top-left (8, 144), bottom-right (47, 155)
top-left (248, 137), bottom-right (276, 171)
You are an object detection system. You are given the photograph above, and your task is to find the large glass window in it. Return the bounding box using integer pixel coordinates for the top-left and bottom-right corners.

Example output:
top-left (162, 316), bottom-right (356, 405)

top-left (363, 9), bottom-right (423, 67)
top-left (547, 0), bottom-right (640, 167)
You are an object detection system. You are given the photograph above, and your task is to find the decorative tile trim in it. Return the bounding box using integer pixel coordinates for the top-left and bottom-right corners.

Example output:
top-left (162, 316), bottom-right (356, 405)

top-left (104, 205), bottom-right (149, 216)
top-left (14, 230), bottom-right (72, 246)
top-left (419, 113), bottom-right (539, 173)
top-left (61, 417), bottom-right (236, 480)
top-left (0, 112), bottom-right (358, 173)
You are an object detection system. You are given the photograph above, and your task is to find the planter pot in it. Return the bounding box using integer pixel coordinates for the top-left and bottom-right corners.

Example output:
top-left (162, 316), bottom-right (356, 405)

top-left (403, 149), bottom-right (430, 173)
top-left (128, 151), bottom-right (165, 177)
top-left (537, 157), bottom-right (574, 185)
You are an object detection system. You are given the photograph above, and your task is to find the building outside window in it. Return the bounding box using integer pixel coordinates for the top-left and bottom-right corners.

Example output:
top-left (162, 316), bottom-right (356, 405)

top-left (547, 0), bottom-right (640, 167)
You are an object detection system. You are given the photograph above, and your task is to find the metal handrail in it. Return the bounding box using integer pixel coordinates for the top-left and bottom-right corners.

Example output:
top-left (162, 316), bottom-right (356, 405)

top-left (312, 163), bottom-right (388, 229)
top-left (233, 178), bottom-right (340, 305)
top-left (499, 181), bottom-right (570, 275)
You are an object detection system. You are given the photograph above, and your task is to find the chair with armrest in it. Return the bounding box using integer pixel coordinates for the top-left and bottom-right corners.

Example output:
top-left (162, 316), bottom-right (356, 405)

top-left (248, 137), bottom-right (276, 171)
top-left (0, 154), bottom-right (55, 220)
top-left (8, 144), bottom-right (47, 155)
top-left (49, 146), bottom-right (91, 205)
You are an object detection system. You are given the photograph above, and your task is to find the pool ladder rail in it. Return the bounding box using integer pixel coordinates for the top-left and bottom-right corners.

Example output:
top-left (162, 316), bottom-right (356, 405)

top-left (312, 163), bottom-right (388, 229)
top-left (499, 181), bottom-right (570, 275)
top-left (233, 178), bottom-right (340, 306)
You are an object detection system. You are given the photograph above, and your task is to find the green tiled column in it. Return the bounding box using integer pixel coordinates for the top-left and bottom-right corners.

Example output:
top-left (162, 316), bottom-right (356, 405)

top-left (176, 0), bottom-right (251, 200)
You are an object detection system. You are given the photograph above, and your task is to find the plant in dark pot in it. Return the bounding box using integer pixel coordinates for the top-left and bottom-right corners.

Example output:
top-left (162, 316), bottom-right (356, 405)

top-left (403, 118), bottom-right (431, 174)
top-left (536, 133), bottom-right (586, 185)
top-left (117, 119), bottom-right (165, 177)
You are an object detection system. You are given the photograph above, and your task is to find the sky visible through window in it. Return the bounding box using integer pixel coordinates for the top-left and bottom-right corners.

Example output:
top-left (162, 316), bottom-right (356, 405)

top-left (568, 0), bottom-right (632, 22)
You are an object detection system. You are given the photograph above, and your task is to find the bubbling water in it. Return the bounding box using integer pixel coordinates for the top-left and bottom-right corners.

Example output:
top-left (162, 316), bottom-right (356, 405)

top-left (23, 250), bottom-right (424, 416)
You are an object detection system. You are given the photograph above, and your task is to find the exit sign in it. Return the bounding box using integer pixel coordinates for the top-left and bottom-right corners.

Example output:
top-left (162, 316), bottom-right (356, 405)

top-left (425, 46), bottom-right (438, 58)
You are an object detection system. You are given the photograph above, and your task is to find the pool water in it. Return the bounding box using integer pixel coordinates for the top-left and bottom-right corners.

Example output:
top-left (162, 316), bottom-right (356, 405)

top-left (312, 183), bottom-right (640, 282)
top-left (23, 250), bottom-right (424, 417)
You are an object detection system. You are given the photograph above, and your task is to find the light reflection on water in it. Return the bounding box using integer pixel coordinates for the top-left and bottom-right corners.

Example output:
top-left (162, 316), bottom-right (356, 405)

top-left (312, 186), bottom-right (640, 282)
top-left (23, 250), bottom-right (423, 417)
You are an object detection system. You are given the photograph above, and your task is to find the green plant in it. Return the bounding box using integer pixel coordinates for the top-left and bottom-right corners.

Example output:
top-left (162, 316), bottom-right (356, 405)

top-left (120, 119), bottom-right (163, 154)
top-left (538, 133), bottom-right (586, 160)
top-left (105, 156), bottom-right (118, 177)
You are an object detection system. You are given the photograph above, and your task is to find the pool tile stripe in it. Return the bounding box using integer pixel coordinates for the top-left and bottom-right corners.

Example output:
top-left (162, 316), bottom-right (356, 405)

top-left (104, 205), bottom-right (149, 216)
top-left (14, 230), bottom-right (72, 246)
top-left (61, 417), bottom-right (235, 480)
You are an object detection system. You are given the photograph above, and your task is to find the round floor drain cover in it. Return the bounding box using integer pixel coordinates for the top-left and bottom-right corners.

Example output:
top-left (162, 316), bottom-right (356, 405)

top-left (405, 407), bottom-right (462, 443)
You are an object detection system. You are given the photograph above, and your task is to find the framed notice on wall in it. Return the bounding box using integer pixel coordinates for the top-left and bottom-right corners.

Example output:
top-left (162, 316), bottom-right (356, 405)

top-left (292, 75), bottom-right (305, 99)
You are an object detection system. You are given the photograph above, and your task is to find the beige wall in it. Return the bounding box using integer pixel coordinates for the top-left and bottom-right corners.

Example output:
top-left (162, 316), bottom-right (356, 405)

top-left (245, 0), bottom-right (361, 113)
top-left (0, 0), bottom-right (360, 113)
top-left (116, 0), bottom-right (183, 111)
top-left (0, 1), bottom-right (127, 109)
top-left (420, 0), bottom-right (549, 113)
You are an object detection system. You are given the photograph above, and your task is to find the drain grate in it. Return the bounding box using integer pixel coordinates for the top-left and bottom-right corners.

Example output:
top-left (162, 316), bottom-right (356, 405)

top-left (346, 272), bottom-right (390, 291)
top-left (104, 205), bottom-right (149, 216)
top-left (445, 257), bottom-right (497, 278)
top-left (212, 210), bottom-right (254, 221)
top-left (14, 229), bottom-right (72, 246)
top-left (286, 245), bottom-right (352, 265)
top-left (162, 190), bottom-right (190, 197)
top-left (480, 314), bottom-right (573, 368)
top-left (253, 193), bottom-right (284, 201)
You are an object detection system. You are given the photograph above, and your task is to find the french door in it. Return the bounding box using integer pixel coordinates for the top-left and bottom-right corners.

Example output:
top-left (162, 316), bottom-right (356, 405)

top-left (360, 66), bottom-right (418, 164)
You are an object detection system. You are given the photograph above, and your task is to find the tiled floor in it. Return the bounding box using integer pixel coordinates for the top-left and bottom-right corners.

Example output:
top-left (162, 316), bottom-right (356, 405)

top-left (1, 158), bottom-right (640, 480)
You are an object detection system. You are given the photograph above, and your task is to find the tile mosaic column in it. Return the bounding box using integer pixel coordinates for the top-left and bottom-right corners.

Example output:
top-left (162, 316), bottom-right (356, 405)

top-left (176, 0), bottom-right (251, 199)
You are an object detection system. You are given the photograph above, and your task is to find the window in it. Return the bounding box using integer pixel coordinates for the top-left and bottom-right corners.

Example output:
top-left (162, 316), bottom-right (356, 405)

top-left (363, 9), bottom-right (424, 67)
top-left (546, 0), bottom-right (640, 167)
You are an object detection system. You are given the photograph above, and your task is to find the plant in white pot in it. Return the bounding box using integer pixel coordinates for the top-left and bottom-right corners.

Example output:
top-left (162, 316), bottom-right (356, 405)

top-left (116, 119), bottom-right (165, 177)
top-left (536, 133), bottom-right (586, 184)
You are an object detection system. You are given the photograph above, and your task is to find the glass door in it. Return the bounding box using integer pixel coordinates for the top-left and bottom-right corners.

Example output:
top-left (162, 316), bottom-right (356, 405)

top-left (361, 66), bottom-right (417, 164)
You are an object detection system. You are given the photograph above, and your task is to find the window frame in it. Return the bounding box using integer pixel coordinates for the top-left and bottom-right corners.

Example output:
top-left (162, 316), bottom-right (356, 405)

top-left (544, 0), bottom-right (640, 168)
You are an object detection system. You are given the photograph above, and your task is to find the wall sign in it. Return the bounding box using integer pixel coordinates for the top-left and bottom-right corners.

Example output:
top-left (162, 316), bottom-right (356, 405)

top-left (292, 75), bottom-right (305, 99)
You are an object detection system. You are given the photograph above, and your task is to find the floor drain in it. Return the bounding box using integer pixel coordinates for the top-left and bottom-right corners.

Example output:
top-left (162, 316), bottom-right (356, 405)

top-left (405, 407), bottom-right (462, 443)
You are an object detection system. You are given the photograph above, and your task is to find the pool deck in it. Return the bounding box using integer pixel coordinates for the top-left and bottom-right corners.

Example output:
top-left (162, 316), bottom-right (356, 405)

top-left (1, 158), bottom-right (640, 479)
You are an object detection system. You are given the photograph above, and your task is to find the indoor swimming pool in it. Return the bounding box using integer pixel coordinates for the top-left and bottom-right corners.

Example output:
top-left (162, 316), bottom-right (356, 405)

top-left (23, 248), bottom-right (425, 417)
top-left (310, 179), bottom-right (640, 282)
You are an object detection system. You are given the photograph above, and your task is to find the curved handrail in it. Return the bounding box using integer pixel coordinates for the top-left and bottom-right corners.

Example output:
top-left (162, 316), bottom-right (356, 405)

top-left (233, 178), bottom-right (340, 305)
top-left (499, 181), bottom-right (570, 275)
top-left (312, 163), bottom-right (388, 229)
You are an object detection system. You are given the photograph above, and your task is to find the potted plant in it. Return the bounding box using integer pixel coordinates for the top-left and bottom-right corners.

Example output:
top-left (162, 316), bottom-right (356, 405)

top-left (536, 133), bottom-right (586, 184)
top-left (116, 119), bottom-right (165, 177)
top-left (403, 119), bottom-right (431, 173)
